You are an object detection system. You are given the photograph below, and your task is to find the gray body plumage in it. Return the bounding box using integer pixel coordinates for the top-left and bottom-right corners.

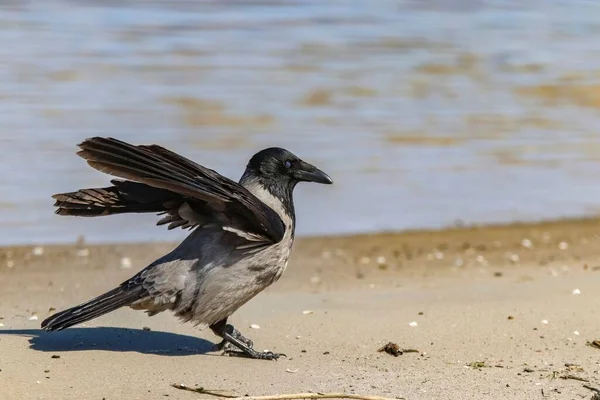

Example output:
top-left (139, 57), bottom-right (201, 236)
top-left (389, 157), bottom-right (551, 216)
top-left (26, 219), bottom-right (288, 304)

top-left (41, 137), bottom-right (331, 354)
top-left (129, 178), bottom-right (295, 327)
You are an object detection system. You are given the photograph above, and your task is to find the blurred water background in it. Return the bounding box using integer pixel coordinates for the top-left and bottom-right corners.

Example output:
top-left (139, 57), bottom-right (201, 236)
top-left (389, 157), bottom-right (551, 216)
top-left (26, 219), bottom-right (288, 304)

top-left (1, 0), bottom-right (600, 245)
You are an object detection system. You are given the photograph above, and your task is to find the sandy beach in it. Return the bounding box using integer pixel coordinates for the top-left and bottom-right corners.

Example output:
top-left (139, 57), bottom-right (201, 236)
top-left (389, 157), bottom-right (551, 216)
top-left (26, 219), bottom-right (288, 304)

top-left (1, 218), bottom-right (600, 400)
top-left (3, 1), bottom-right (600, 399)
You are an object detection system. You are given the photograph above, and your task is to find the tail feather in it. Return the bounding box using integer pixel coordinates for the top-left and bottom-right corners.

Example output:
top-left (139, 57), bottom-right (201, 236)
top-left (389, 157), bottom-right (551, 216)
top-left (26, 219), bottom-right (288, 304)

top-left (41, 286), bottom-right (144, 332)
top-left (53, 180), bottom-right (179, 217)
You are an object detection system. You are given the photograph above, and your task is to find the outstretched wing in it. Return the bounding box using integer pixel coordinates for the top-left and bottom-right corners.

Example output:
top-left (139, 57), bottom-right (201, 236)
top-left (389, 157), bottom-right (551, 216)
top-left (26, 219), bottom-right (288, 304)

top-left (53, 137), bottom-right (285, 244)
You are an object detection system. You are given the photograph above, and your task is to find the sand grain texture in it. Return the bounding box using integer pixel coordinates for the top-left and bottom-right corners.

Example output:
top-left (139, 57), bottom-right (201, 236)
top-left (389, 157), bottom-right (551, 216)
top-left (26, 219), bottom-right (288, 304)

top-left (1, 219), bottom-right (600, 399)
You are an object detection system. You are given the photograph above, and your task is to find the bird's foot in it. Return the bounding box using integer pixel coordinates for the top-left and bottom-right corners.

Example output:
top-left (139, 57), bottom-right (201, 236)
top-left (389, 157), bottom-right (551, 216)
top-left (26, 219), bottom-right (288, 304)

top-left (222, 329), bottom-right (285, 361)
top-left (224, 348), bottom-right (286, 360)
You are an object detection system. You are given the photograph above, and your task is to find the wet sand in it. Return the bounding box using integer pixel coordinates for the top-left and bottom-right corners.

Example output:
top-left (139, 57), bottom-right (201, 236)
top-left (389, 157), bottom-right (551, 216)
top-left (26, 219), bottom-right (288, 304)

top-left (2, 218), bottom-right (600, 399)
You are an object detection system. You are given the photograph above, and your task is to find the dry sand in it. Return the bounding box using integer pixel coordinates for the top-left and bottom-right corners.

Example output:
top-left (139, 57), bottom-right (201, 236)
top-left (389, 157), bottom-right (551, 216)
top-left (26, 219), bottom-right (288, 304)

top-left (2, 218), bottom-right (600, 400)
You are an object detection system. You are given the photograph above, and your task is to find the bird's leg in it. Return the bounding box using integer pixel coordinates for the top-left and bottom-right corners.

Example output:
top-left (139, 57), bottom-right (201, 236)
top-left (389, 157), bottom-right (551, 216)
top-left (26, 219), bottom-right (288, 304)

top-left (210, 318), bottom-right (254, 351)
top-left (209, 318), bottom-right (285, 360)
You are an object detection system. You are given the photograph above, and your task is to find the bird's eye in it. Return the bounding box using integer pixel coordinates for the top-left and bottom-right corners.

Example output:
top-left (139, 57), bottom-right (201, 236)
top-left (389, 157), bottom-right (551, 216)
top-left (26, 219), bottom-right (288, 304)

top-left (284, 160), bottom-right (292, 169)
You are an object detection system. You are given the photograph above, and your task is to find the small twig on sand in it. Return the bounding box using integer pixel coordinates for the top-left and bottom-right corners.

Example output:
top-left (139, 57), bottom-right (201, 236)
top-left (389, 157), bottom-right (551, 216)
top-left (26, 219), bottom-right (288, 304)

top-left (171, 384), bottom-right (403, 400)
top-left (583, 384), bottom-right (600, 394)
top-left (559, 374), bottom-right (589, 382)
top-left (226, 394), bottom-right (401, 400)
top-left (171, 384), bottom-right (237, 398)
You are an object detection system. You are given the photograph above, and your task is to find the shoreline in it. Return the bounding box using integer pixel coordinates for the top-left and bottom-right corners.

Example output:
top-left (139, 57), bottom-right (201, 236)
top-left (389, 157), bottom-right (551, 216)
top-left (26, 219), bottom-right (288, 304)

top-left (3, 214), bottom-right (600, 249)
top-left (2, 215), bottom-right (600, 399)
top-left (3, 215), bottom-right (600, 294)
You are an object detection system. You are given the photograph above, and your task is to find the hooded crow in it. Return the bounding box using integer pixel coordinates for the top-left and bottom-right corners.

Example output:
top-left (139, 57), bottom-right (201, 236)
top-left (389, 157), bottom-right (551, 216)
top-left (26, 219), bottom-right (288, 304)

top-left (41, 137), bottom-right (332, 360)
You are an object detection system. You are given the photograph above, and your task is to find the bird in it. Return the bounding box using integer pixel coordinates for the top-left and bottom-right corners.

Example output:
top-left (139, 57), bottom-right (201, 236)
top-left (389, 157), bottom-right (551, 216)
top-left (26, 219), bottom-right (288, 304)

top-left (41, 137), bottom-right (332, 360)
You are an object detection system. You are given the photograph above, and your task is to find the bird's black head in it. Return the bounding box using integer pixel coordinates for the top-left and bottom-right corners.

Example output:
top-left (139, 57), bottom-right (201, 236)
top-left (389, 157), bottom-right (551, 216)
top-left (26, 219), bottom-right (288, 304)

top-left (242, 147), bottom-right (332, 197)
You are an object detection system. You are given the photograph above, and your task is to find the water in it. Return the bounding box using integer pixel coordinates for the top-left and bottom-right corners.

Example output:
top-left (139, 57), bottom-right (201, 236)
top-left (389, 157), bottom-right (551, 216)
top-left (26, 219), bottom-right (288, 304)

top-left (1, 0), bottom-right (600, 245)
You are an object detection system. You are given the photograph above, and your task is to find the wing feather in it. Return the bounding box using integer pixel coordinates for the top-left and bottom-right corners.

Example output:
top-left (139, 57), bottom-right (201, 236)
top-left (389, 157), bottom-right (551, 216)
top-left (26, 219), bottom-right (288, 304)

top-left (53, 137), bottom-right (285, 244)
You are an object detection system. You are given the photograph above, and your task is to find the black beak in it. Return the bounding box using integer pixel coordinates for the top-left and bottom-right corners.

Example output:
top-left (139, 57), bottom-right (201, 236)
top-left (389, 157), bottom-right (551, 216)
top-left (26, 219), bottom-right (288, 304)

top-left (295, 161), bottom-right (333, 184)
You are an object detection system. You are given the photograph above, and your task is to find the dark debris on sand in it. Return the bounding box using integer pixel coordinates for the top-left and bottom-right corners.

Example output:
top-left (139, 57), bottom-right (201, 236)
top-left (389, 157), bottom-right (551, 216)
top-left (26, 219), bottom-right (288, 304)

top-left (586, 340), bottom-right (600, 350)
top-left (377, 342), bottom-right (419, 357)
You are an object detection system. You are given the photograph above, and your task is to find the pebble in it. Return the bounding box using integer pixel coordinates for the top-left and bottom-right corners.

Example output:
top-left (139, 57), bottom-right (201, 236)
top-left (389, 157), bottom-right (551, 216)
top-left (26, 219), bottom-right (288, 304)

top-left (286, 368), bottom-right (298, 373)
top-left (32, 246), bottom-right (44, 256)
top-left (521, 239), bottom-right (533, 249)
top-left (573, 331), bottom-right (580, 336)
top-left (249, 324), bottom-right (260, 329)
top-left (0, 323), bottom-right (4, 327)
top-left (507, 253), bottom-right (520, 263)
top-left (434, 251), bottom-right (444, 260)
top-left (558, 241), bottom-right (569, 250)
top-left (408, 321), bottom-right (418, 327)
top-left (6, 260), bottom-right (14, 268)
top-left (120, 257), bottom-right (132, 269)
top-left (29, 315), bottom-right (38, 321)
top-left (541, 319), bottom-right (549, 325)
top-left (376, 256), bottom-right (386, 265)
top-left (302, 310), bottom-right (314, 315)
top-left (572, 288), bottom-right (581, 295)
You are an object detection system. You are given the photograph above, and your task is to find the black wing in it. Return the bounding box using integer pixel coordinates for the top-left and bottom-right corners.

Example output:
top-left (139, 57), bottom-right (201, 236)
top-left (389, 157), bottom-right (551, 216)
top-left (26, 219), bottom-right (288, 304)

top-left (53, 137), bottom-right (285, 244)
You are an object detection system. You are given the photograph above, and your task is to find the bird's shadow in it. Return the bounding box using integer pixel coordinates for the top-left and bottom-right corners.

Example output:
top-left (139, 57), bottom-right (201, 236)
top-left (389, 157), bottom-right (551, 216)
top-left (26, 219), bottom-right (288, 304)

top-left (0, 327), bottom-right (216, 356)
